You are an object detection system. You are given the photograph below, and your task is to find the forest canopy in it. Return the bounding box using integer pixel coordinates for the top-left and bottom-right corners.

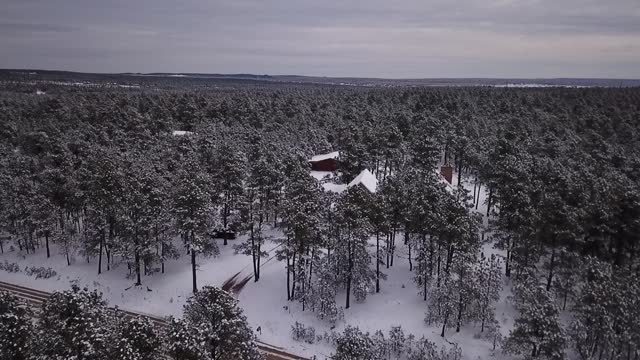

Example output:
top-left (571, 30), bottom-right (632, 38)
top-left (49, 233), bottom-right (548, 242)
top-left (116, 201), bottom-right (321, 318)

top-left (1, 74), bottom-right (639, 360)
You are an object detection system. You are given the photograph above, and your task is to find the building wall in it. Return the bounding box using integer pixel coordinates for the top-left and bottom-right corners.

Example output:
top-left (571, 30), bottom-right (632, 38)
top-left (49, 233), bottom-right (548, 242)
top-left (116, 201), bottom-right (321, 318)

top-left (440, 164), bottom-right (454, 184)
top-left (310, 159), bottom-right (338, 171)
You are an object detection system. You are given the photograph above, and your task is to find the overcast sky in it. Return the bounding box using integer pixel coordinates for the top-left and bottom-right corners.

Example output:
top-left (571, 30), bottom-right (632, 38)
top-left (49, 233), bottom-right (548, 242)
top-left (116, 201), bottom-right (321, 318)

top-left (1, 0), bottom-right (639, 78)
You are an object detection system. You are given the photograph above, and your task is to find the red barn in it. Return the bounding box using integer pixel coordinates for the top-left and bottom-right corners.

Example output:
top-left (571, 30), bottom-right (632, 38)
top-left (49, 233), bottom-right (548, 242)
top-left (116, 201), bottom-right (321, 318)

top-left (440, 164), bottom-right (454, 184)
top-left (309, 151), bottom-right (339, 172)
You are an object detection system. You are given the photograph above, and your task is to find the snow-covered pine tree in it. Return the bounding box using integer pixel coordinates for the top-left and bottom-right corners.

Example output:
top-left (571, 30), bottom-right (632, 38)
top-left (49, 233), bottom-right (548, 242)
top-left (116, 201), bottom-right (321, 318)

top-left (212, 143), bottom-right (246, 246)
top-left (279, 157), bottom-right (324, 303)
top-left (407, 336), bottom-right (438, 360)
top-left (166, 317), bottom-right (211, 360)
top-left (112, 316), bottom-right (162, 360)
top-left (119, 154), bottom-right (167, 286)
top-left (334, 187), bottom-right (375, 309)
top-left (83, 148), bottom-right (126, 274)
top-left (0, 291), bottom-right (32, 360)
top-left (333, 326), bottom-right (374, 360)
top-left (182, 286), bottom-right (262, 360)
top-left (406, 169), bottom-right (445, 301)
top-left (388, 325), bottom-right (406, 357)
top-left (173, 160), bottom-right (218, 293)
top-left (32, 285), bottom-right (115, 360)
top-left (308, 256), bottom-right (343, 324)
top-left (234, 141), bottom-right (281, 282)
top-left (370, 329), bottom-right (388, 360)
top-left (379, 171), bottom-right (411, 269)
top-left (476, 253), bottom-right (503, 333)
top-left (504, 274), bottom-right (565, 360)
top-left (570, 258), bottom-right (640, 360)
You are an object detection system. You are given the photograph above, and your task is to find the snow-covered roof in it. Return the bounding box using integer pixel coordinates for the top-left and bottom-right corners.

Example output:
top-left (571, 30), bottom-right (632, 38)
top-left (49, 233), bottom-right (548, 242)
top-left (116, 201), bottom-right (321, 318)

top-left (172, 130), bottom-right (193, 136)
top-left (323, 182), bottom-right (347, 193)
top-left (310, 151), bottom-right (340, 162)
top-left (348, 169), bottom-right (378, 193)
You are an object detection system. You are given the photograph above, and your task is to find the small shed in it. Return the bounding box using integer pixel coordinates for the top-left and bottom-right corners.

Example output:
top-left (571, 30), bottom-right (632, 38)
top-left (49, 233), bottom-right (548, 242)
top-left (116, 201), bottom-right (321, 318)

top-left (440, 164), bottom-right (454, 184)
top-left (347, 169), bottom-right (378, 193)
top-left (309, 151), bottom-right (339, 171)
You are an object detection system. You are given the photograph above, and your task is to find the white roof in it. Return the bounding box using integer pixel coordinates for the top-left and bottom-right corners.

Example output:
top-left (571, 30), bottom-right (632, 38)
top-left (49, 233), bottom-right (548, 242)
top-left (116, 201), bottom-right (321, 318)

top-left (348, 169), bottom-right (378, 193)
top-left (172, 130), bottom-right (193, 136)
top-left (310, 151), bottom-right (340, 162)
top-left (323, 183), bottom-right (347, 193)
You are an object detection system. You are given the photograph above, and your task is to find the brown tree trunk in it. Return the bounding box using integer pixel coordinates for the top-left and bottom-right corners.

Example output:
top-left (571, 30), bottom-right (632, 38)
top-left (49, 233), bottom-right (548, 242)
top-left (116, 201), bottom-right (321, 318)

top-left (346, 230), bottom-right (353, 309)
top-left (546, 246), bottom-right (556, 291)
top-left (191, 247), bottom-right (197, 293)
top-left (376, 232), bottom-right (380, 293)
top-left (45, 231), bottom-right (50, 258)
top-left (98, 230), bottom-right (104, 274)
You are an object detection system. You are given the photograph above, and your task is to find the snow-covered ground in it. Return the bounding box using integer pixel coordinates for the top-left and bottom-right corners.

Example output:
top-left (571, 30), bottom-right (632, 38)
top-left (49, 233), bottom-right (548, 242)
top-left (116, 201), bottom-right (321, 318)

top-left (0, 173), bottom-right (515, 359)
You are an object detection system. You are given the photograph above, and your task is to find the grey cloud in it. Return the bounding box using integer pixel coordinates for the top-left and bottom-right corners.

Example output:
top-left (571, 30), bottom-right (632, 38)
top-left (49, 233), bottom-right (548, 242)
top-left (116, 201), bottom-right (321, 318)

top-left (0, 0), bottom-right (638, 77)
top-left (0, 22), bottom-right (79, 33)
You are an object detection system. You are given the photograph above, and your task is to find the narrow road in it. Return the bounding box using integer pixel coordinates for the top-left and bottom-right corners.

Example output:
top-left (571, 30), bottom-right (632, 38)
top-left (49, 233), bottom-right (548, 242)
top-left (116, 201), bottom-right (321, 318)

top-left (0, 280), bottom-right (308, 360)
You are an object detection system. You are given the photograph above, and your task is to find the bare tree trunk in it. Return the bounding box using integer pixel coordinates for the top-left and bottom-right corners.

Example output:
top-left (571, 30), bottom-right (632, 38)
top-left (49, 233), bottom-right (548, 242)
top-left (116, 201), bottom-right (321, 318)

top-left (408, 232), bottom-right (413, 271)
top-left (45, 231), bottom-right (50, 258)
top-left (505, 237), bottom-right (512, 277)
top-left (223, 194), bottom-right (229, 246)
top-left (546, 245), bottom-right (556, 291)
top-left (441, 310), bottom-right (449, 337)
top-left (161, 240), bottom-right (165, 274)
top-left (437, 241), bottom-right (442, 287)
top-left (286, 235), bottom-right (291, 300)
top-left (376, 232), bottom-right (380, 293)
top-left (98, 230), bottom-right (104, 274)
top-left (346, 229), bottom-right (353, 309)
top-left (390, 228), bottom-right (396, 267)
top-left (291, 251), bottom-right (297, 300)
top-left (456, 268), bottom-right (464, 332)
top-left (191, 247), bottom-right (197, 293)
top-left (251, 223), bottom-right (258, 282)
top-left (457, 151), bottom-right (463, 188)
top-left (286, 254), bottom-right (291, 300)
top-left (486, 186), bottom-right (493, 216)
top-left (134, 228), bottom-right (141, 286)
top-left (386, 232), bottom-right (390, 269)
top-left (473, 176), bottom-right (477, 203)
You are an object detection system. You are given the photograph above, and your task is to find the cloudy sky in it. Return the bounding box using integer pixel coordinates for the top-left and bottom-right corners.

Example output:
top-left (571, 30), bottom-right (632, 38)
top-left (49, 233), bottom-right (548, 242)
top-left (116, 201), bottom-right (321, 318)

top-left (2, 0), bottom-right (639, 78)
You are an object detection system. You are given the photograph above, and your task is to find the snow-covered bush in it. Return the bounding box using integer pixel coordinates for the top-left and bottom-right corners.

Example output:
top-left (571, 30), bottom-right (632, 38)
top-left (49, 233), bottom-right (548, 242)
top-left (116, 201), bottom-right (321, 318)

top-left (328, 325), bottom-right (465, 360)
top-left (24, 265), bottom-right (57, 279)
top-left (291, 322), bottom-right (316, 344)
top-left (0, 260), bottom-right (21, 273)
top-left (0, 291), bottom-right (33, 360)
top-left (439, 343), bottom-right (463, 360)
top-left (388, 325), bottom-right (406, 357)
top-left (406, 336), bottom-right (438, 360)
top-left (370, 330), bottom-right (388, 359)
top-left (320, 330), bottom-right (340, 345)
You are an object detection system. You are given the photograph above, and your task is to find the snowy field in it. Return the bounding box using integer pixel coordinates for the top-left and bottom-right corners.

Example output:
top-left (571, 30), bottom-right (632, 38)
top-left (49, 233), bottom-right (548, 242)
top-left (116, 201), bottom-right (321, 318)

top-left (0, 175), bottom-right (515, 359)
